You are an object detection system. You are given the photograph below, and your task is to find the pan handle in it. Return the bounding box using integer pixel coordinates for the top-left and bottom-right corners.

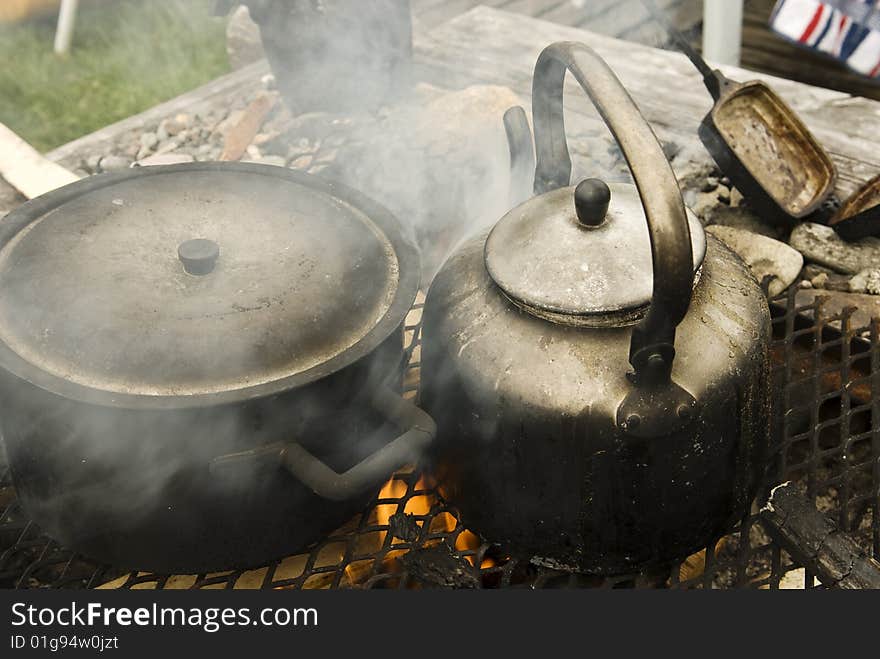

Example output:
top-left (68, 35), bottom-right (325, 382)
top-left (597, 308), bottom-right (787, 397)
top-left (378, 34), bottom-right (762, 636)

top-left (210, 387), bottom-right (436, 501)
top-left (532, 41), bottom-right (697, 436)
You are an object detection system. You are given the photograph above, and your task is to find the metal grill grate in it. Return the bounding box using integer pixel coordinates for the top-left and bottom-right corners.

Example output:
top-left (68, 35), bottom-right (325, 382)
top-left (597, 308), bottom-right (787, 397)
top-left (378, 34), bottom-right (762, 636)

top-left (1, 284), bottom-right (878, 589)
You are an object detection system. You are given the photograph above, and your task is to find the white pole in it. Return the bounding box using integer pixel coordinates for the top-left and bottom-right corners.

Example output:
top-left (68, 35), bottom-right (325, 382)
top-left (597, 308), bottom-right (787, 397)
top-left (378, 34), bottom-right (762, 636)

top-left (702, 0), bottom-right (744, 66)
top-left (54, 0), bottom-right (80, 55)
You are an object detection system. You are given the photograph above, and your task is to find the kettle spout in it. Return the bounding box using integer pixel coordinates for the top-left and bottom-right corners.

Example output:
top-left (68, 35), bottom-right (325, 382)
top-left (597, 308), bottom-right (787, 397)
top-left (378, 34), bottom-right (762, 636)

top-left (503, 106), bottom-right (535, 208)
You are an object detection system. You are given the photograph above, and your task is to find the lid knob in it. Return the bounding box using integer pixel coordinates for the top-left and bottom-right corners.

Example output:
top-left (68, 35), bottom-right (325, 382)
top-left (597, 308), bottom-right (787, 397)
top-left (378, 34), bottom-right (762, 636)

top-left (178, 238), bottom-right (219, 276)
top-left (574, 178), bottom-right (611, 227)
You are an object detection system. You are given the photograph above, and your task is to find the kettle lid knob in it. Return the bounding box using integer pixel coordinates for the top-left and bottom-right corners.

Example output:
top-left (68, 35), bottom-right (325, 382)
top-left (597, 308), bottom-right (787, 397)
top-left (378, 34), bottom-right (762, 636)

top-left (574, 178), bottom-right (611, 227)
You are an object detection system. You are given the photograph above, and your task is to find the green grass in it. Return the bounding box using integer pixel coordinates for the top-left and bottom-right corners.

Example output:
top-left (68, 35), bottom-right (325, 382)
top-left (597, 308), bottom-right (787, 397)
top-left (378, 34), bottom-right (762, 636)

top-left (0, 0), bottom-right (230, 151)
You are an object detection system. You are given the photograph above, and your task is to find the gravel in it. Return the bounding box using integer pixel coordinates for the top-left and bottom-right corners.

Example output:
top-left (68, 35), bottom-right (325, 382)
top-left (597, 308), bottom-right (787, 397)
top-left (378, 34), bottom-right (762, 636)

top-left (57, 81), bottom-right (880, 298)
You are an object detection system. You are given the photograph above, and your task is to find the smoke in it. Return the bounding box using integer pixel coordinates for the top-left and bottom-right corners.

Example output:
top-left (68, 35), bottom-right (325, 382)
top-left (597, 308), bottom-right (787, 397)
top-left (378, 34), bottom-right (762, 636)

top-left (0, 0), bottom-right (698, 575)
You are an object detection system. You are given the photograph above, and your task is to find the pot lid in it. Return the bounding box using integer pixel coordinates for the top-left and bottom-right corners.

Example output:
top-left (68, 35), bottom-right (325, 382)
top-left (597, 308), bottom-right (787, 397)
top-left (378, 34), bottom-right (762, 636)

top-left (484, 179), bottom-right (706, 327)
top-left (0, 163), bottom-right (419, 406)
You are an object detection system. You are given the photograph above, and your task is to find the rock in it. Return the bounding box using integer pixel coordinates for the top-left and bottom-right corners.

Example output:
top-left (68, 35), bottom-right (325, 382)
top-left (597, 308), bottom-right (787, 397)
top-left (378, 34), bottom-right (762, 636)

top-left (802, 264), bottom-right (851, 291)
top-left (215, 110), bottom-right (245, 137)
top-left (289, 154), bottom-right (313, 170)
top-left (706, 225), bottom-right (803, 296)
top-left (139, 132), bottom-right (159, 150)
top-left (85, 154), bottom-right (102, 173)
top-left (226, 5), bottom-right (264, 70)
top-left (133, 153), bottom-right (194, 167)
top-left (98, 155), bottom-right (131, 172)
top-left (789, 222), bottom-right (880, 274)
top-left (684, 189), bottom-right (720, 220)
top-left (661, 140), bottom-right (681, 161)
top-left (700, 177), bottom-right (719, 193)
top-left (155, 139), bottom-right (181, 155)
top-left (795, 289), bottom-right (880, 332)
top-left (255, 155), bottom-right (286, 167)
top-left (716, 185), bottom-right (731, 205)
top-left (848, 268), bottom-right (880, 295)
top-left (730, 188), bottom-right (744, 207)
top-left (162, 114), bottom-right (190, 136)
top-left (702, 204), bottom-right (783, 239)
top-left (261, 73), bottom-right (276, 90)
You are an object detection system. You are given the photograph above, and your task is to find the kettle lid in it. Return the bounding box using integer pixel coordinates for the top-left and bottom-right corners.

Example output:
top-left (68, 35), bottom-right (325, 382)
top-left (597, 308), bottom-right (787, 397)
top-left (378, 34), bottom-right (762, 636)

top-left (484, 179), bottom-right (706, 327)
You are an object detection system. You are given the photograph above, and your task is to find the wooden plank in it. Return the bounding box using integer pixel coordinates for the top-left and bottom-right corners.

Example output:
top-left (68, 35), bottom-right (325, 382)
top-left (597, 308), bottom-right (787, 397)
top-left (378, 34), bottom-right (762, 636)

top-left (414, 6), bottom-right (880, 199)
top-left (414, 0), bottom-right (704, 41)
top-left (413, 0), bottom-right (510, 28)
top-left (0, 122), bottom-right (79, 199)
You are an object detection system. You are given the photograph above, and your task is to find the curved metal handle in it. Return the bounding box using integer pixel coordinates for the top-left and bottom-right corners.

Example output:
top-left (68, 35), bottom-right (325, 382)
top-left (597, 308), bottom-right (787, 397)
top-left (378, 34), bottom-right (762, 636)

top-left (532, 41), bottom-right (693, 386)
top-left (210, 387), bottom-right (436, 501)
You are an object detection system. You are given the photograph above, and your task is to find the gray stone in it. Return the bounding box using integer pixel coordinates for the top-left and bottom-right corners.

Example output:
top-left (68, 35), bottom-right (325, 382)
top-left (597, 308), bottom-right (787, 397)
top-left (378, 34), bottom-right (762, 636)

top-left (155, 139), bottom-right (181, 155)
top-left (255, 155), bottom-right (287, 167)
top-left (848, 268), bottom-right (880, 295)
top-left (790, 222), bottom-right (880, 274)
top-left (683, 189), bottom-right (720, 220)
top-left (702, 204), bottom-right (784, 239)
top-left (801, 264), bottom-right (850, 291)
top-left (98, 155), bottom-right (132, 172)
top-left (706, 225), bottom-right (803, 296)
top-left (700, 177), bottom-right (719, 193)
top-left (795, 289), bottom-right (880, 332)
top-left (289, 154), bottom-right (313, 170)
top-left (139, 132), bottom-right (159, 150)
top-left (226, 5), bottom-right (265, 70)
top-left (162, 114), bottom-right (190, 137)
top-left (85, 154), bottom-right (101, 173)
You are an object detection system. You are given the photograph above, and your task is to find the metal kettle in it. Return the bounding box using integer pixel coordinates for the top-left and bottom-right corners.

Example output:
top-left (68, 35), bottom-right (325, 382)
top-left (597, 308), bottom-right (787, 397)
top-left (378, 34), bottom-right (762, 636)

top-left (420, 42), bottom-right (772, 574)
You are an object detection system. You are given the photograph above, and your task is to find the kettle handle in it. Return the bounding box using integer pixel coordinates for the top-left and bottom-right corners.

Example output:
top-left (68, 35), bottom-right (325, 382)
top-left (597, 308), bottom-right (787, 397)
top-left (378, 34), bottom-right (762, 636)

top-left (532, 41), bottom-right (693, 391)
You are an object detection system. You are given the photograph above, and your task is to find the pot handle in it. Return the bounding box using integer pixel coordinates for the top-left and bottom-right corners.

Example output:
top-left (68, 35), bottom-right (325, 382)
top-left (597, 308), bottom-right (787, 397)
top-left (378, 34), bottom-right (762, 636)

top-left (532, 41), bottom-right (697, 435)
top-left (210, 387), bottom-right (436, 501)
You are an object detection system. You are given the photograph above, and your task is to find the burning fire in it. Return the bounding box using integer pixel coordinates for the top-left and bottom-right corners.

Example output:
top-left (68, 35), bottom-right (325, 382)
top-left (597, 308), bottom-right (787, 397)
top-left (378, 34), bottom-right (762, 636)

top-left (368, 473), bottom-right (496, 572)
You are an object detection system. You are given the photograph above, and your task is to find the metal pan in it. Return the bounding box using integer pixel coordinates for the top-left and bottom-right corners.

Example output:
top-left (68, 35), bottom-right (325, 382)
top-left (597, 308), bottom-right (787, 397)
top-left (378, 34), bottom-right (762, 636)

top-left (645, 1), bottom-right (836, 224)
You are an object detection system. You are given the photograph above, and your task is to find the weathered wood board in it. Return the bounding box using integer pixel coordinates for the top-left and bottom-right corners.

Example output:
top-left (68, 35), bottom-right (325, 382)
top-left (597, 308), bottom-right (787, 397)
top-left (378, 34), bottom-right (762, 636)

top-left (2, 6), bottom-right (875, 209)
top-left (414, 6), bottom-right (880, 200)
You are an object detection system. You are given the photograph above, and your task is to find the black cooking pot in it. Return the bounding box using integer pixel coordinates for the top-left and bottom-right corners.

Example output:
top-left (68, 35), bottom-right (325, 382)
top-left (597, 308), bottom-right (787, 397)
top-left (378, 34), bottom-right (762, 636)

top-left (0, 163), bottom-right (433, 573)
top-left (232, 0), bottom-right (413, 113)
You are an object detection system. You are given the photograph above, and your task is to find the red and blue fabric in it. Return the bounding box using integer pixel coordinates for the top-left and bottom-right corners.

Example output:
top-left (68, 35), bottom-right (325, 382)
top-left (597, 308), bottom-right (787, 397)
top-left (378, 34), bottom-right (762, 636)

top-left (770, 0), bottom-right (880, 78)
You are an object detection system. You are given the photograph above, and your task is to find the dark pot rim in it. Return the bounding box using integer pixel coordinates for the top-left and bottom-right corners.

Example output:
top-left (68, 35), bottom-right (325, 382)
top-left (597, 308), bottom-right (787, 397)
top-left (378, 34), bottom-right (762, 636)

top-left (0, 163), bottom-right (420, 410)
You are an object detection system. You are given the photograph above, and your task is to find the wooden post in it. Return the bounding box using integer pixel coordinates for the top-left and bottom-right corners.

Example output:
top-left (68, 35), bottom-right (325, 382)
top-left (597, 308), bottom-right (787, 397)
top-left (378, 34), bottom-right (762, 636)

top-left (702, 0), bottom-right (743, 65)
top-left (54, 0), bottom-right (79, 55)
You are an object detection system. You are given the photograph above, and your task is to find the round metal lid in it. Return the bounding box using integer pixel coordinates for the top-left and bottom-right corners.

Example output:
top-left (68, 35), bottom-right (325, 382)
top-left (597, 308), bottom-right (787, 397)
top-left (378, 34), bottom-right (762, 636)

top-left (485, 181), bottom-right (706, 327)
top-left (0, 163), bottom-right (419, 406)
